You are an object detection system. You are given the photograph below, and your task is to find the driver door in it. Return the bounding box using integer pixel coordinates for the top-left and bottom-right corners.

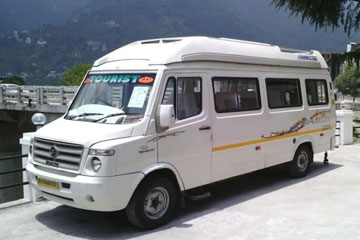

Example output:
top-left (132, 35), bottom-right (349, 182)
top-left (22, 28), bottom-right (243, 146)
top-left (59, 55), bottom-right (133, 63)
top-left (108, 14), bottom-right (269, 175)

top-left (157, 74), bottom-right (212, 190)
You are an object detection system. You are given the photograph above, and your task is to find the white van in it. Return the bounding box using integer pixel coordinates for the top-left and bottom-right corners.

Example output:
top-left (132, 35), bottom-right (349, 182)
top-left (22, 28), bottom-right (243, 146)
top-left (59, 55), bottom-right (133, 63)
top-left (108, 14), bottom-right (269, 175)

top-left (27, 37), bottom-right (336, 229)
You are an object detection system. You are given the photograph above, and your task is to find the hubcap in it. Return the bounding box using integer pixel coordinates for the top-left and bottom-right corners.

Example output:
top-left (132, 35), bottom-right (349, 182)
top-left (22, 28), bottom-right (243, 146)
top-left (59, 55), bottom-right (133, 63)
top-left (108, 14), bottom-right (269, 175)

top-left (144, 187), bottom-right (170, 220)
top-left (297, 151), bottom-right (309, 172)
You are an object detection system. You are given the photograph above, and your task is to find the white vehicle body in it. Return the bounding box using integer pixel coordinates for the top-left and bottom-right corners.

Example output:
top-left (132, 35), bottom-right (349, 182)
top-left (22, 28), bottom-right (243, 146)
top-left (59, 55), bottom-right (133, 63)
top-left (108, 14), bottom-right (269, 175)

top-left (27, 37), bottom-right (335, 215)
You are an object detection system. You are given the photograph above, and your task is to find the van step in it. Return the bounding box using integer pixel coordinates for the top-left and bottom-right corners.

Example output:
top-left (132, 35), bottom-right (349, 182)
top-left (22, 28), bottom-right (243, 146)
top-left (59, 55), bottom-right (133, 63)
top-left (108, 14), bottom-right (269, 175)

top-left (188, 191), bottom-right (211, 201)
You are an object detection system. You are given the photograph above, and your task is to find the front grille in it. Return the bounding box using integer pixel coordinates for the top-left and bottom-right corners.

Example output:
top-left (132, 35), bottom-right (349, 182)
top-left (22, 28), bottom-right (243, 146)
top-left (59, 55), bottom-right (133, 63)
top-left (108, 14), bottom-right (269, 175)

top-left (33, 138), bottom-right (83, 171)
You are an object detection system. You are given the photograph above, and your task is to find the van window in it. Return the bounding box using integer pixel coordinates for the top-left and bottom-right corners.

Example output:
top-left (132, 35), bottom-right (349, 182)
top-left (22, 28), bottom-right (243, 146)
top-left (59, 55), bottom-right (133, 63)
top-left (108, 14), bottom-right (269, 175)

top-left (306, 79), bottom-right (329, 105)
top-left (266, 78), bottom-right (302, 108)
top-left (162, 77), bottom-right (175, 105)
top-left (162, 77), bottom-right (202, 120)
top-left (212, 77), bottom-right (261, 113)
top-left (177, 77), bottom-right (202, 119)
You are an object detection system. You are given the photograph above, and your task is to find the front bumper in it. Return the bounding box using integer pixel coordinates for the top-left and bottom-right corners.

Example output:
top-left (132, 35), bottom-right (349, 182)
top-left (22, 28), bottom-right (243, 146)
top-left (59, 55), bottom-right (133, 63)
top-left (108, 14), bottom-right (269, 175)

top-left (26, 162), bottom-right (144, 211)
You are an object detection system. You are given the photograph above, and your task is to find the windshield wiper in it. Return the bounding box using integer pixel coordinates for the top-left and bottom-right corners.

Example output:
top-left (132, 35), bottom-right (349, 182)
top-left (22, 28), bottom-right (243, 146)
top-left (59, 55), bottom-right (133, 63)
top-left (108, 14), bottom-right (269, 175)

top-left (94, 112), bottom-right (139, 122)
top-left (67, 112), bottom-right (104, 120)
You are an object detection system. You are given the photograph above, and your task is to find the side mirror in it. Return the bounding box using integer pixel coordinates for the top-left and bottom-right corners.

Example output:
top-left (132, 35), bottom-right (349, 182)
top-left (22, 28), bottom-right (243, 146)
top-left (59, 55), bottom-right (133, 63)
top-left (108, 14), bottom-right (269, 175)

top-left (156, 105), bottom-right (175, 132)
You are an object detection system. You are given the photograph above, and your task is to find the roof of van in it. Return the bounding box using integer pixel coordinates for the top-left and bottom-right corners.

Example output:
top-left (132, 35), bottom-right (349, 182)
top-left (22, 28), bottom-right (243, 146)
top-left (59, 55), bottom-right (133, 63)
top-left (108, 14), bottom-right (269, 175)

top-left (93, 36), bottom-right (328, 69)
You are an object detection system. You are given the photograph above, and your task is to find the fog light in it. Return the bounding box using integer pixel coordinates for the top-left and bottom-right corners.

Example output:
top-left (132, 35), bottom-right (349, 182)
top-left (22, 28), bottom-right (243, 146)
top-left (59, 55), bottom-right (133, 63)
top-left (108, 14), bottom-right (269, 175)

top-left (91, 157), bottom-right (102, 172)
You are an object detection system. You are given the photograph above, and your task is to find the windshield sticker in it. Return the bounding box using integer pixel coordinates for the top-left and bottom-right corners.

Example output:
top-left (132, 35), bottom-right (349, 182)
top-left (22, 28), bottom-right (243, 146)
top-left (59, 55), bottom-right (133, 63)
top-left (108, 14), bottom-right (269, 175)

top-left (128, 86), bottom-right (149, 108)
top-left (83, 74), bottom-right (155, 84)
top-left (139, 76), bottom-right (154, 84)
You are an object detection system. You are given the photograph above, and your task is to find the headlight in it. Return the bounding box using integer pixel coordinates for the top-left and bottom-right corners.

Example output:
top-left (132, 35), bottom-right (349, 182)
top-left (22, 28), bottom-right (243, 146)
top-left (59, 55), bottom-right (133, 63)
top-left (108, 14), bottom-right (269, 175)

top-left (91, 157), bottom-right (102, 172)
top-left (88, 149), bottom-right (115, 156)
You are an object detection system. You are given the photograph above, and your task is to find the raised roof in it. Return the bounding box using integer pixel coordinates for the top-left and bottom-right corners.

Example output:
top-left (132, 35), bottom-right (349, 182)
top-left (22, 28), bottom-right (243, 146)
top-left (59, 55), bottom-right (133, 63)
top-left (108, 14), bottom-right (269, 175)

top-left (93, 36), bottom-right (328, 69)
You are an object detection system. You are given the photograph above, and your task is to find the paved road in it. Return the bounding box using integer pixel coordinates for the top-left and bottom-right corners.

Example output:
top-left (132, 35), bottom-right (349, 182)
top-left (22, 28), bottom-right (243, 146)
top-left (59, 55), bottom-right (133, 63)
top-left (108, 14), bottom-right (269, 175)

top-left (1, 144), bottom-right (360, 240)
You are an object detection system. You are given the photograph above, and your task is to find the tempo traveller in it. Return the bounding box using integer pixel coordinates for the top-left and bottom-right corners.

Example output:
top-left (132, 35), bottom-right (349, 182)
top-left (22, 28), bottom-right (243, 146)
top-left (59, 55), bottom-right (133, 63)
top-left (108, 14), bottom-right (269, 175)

top-left (26, 37), bottom-right (336, 229)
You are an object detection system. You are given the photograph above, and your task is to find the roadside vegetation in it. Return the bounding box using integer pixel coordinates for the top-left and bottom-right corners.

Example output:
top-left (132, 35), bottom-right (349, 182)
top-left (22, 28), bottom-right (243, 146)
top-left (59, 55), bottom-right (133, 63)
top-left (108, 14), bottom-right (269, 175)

top-left (0, 75), bottom-right (25, 85)
top-left (60, 63), bottom-right (92, 86)
top-left (335, 64), bottom-right (360, 102)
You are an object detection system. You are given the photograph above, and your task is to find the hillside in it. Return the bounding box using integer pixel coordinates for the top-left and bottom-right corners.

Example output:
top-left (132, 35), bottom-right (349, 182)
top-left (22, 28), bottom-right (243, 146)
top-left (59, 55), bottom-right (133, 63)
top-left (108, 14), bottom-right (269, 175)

top-left (0, 0), bottom-right (92, 35)
top-left (0, 0), bottom-right (357, 85)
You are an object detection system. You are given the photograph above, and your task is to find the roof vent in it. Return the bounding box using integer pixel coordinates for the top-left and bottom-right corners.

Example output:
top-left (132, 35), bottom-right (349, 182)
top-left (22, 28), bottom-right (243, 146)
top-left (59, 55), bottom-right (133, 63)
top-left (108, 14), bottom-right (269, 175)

top-left (141, 40), bottom-right (161, 44)
top-left (163, 39), bottom-right (181, 43)
top-left (280, 47), bottom-right (309, 54)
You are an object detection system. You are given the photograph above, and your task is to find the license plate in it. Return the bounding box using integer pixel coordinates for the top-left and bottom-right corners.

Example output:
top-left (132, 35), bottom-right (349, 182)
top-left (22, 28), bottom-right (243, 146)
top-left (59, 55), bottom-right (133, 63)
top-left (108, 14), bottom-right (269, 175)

top-left (37, 177), bottom-right (59, 190)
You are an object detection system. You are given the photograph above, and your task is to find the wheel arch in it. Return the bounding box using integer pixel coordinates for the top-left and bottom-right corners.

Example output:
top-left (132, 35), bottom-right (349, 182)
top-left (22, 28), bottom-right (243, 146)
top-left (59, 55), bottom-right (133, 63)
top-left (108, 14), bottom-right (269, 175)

top-left (292, 136), bottom-right (314, 161)
top-left (138, 163), bottom-right (185, 192)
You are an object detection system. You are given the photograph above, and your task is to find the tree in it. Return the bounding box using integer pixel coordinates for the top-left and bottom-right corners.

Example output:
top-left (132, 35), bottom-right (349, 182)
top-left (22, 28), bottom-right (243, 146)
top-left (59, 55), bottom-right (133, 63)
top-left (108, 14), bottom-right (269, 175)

top-left (272, 0), bottom-right (360, 64)
top-left (335, 64), bottom-right (360, 101)
top-left (60, 63), bottom-right (92, 86)
top-left (1, 76), bottom-right (25, 85)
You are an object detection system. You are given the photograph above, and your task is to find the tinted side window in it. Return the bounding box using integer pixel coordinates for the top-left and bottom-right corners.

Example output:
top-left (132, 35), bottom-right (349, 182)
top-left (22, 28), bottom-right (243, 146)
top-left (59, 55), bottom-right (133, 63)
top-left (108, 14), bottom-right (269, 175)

top-left (305, 79), bottom-right (329, 105)
top-left (162, 77), bottom-right (175, 105)
top-left (212, 77), bottom-right (261, 113)
top-left (161, 77), bottom-right (202, 120)
top-left (177, 77), bottom-right (202, 120)
top-left (266, 78), bottom-right (302, 108)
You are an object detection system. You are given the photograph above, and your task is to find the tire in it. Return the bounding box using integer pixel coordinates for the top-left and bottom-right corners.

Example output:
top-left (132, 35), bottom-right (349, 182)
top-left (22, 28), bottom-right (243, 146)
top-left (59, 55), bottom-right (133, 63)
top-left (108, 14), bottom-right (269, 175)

top-left (288, 145), bottom-right (313, 178)
top-left (125, 177), bottom-right (178, 229)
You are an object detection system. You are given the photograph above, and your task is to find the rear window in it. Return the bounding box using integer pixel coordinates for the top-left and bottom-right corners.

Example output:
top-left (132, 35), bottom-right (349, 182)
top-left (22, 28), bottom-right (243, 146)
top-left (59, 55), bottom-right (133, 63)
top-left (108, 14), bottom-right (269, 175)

top-left (305, 79), bottom-right (329, 106)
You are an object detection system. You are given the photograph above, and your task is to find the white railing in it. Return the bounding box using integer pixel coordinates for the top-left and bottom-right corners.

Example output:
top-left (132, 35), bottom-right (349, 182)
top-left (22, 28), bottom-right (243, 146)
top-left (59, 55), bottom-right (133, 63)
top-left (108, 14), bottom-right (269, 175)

top-left (336, 101), bottom-right (360, 111)
top-left (0, 86), bottom-right (78, 113)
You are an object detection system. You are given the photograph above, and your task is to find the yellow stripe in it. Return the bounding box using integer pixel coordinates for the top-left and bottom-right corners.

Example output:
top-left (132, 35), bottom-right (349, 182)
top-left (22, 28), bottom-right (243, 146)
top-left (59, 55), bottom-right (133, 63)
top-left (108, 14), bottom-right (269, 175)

top-left (212, 127), bottom-right (332, 152)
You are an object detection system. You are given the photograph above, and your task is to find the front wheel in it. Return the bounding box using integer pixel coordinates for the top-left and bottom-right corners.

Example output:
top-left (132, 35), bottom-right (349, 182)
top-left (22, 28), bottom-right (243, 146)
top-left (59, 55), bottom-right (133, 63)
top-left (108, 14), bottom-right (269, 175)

top-left (288, 145), bottom-right (313, 178)
top-left (125, 177), bottom-right (178, 229)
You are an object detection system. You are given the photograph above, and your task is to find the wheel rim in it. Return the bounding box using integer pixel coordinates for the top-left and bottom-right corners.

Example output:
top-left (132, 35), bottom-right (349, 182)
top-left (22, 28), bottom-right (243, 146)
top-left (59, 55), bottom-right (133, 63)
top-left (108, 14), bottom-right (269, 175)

top-left (144, 187), bottom-right (170, 220)
top-left (297, 150), bottom-right (309, 172)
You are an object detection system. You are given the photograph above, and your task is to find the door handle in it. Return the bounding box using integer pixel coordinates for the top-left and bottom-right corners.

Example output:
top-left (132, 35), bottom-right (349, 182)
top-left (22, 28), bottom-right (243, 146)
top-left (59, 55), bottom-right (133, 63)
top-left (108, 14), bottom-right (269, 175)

top-left (199, 126), bottom-right (211, 131)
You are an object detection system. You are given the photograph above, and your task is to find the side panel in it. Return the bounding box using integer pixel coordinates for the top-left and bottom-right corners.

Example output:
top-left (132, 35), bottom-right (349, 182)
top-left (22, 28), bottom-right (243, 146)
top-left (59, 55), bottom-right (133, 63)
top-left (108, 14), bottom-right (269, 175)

top-left (157, 73), bottom-right (213, 190)
top-left (263, 73), bottom-right (334, 168)
top-left (305, 77), bottom-right (336, 154)
top-left (210, 72), bottom-right (266, 182)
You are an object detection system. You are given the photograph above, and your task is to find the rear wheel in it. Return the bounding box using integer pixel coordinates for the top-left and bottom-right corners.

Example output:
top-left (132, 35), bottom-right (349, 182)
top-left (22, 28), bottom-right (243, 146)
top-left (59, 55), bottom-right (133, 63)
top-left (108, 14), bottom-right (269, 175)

top-left (125, 177), bottom-right (178, 229)
top-left (288, 145), bottom-right (313, 178)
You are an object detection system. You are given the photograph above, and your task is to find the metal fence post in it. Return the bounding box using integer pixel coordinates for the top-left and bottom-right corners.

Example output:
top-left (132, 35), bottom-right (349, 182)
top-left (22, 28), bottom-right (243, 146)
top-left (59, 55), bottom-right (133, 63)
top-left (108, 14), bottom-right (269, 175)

top-left (59, 87), bottom-right (65, 106)
top-left (0, 86), bottom-right (3, 104)
top-left (17, 86), bottom-right (22, 104)
top-left (36, 87), bottom-right (44, 105)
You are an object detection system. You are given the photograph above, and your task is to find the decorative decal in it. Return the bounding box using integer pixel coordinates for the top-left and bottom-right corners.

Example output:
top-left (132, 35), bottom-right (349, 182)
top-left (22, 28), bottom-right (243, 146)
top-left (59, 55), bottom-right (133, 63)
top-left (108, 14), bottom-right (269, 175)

top-left (138, 76), bottom-right (154, 84)
top-left (262, 110), bottom-right (331, 139)
top-left (148, 131), bottom-right (186, 143)
top-left (83, 77), bottom-right (91, 84)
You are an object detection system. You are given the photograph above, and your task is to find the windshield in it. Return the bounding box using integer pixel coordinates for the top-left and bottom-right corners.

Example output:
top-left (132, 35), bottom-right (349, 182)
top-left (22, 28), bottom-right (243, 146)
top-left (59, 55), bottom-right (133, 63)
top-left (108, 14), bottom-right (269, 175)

top-left (66, 73), bottom-right (156, 124)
